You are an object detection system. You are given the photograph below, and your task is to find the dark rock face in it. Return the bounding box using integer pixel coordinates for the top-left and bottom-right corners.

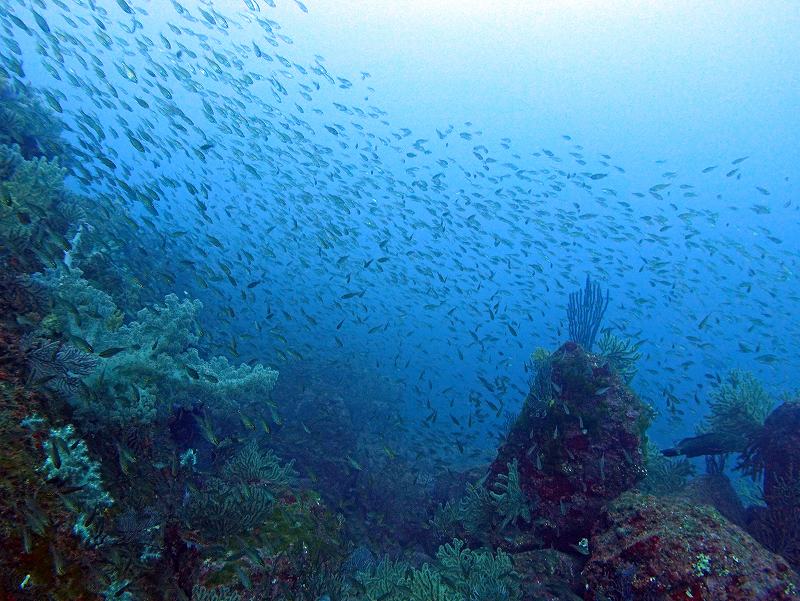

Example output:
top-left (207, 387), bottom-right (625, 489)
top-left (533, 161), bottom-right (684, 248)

top-left (486, 342), bottom-right (651, 550)
top-left (583, 492), bottom-right (800, 601)
top-left (747, 400), bottom-right (800, 508)
top-left (743, 400), bottom-right (800, 571)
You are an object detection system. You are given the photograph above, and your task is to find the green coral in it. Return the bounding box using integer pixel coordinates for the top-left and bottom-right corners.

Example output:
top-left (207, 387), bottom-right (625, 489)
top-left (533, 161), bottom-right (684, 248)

top-left (0, 143), bottom-right (71, 270)
top-left (704, 370), bottom-right (773, 448)
top-left (404, 564), bottom-right (461, 601)
top-left (0, 77), bottom-right (67, 160)
top-left (436, 539), bottom-right (518, 600)
top-left (191, 585), bottom-right (242, 601)
top-left (597, 332), bottom-right (641, 384)
top-left (431, 498), bottom-right (464, 540)
top-left (225, 440), bottom-right (296, 491)
top-left (260, 490), bottom-right (344, 560)
top-left (458, 481), bottom-right (496, 537)
top-left (184, 442), bottom-right (293, 543)
top-left (184, 478), bottom-right (274, 542)
top-left (354, 558), bottom-right (408, 600)
top-left (489, 459), bottom-right (532, 530)
top-left (432, 466), bottom-right (532, 542)
top-left (354, 540), bottom-right (520, 601)
top-left (32, 269), bottom-right (279, 428)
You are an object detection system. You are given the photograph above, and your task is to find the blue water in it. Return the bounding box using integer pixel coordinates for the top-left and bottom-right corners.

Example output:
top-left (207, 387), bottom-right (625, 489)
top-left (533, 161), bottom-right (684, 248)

top-left (6, 0), bottom-right (800, 460)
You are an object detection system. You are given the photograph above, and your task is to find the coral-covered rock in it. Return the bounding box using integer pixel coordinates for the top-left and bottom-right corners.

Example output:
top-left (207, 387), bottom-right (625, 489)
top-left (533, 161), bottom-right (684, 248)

top-left (486, 342), bottom-right (651, 550)
top-left (583, 492), bottom-right (800, 601)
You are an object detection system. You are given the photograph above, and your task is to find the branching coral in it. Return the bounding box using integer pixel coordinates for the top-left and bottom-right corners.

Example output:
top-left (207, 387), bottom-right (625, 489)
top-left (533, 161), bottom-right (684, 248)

top-left (567, 275), bottom-right (609, 351)
top-left (432, 498), bottom-right (464, 541)
top-left (32, 266), bottom-right (117, 344)
top-left (353, 557), bottom-right (409, 600)
top-left (184, 478), bottom-right (274, 542)
top-left (404, 564), bottom-right (461, 601)
top-left (191, 585), bottom-right (242, 601)
top-left (225, 440), bottom-right (296, 491)
top-left (436, 538), bottom-right (518, 600)
top-left (458, 481), bottom-right (496, 537)
top-left (433, 462), bottom-right (532, 543)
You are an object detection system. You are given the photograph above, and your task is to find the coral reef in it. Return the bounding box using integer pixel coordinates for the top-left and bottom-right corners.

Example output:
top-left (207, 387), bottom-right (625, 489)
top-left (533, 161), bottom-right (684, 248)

top-left (0, 142), bottom-right (72, 273)
top-left (2, 63), bottom-right (799, 601)
top-left (0, 76), bottom-right (75, 276)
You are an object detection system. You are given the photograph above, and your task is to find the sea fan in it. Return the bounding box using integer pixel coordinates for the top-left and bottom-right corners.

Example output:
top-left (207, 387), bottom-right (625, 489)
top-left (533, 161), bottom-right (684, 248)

top-left (224, 440), bottom-right (296, 491)
top-left (567, 275), bottom-right (609, 351)
top-left (22, 334), bottom-right (97, 395)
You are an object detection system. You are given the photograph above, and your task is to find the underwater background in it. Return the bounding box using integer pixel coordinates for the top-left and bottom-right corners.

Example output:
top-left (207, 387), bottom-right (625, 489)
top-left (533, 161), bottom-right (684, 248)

top-left (0, 0), bottom-right (799, 599)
